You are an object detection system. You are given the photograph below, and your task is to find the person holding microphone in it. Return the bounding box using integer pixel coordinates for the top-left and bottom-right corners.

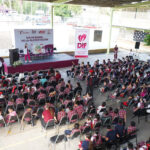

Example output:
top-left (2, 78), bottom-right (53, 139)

top-left (24, 43), bottom-right (32, 63)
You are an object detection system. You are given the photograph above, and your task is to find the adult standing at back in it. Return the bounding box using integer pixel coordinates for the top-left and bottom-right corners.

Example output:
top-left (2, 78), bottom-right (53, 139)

top-left (55, 70), bottom-right (61, 83)
top-left (86, 70), bottom-right (94, 96)
top-left (114, 45), bottom-right (118, 60)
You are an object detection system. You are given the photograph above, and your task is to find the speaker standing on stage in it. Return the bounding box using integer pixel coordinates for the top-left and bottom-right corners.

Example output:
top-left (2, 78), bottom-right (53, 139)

top-left (24, 43), bottom-right (32, 63)
top-left (114, 45), bottom-right (118, 60)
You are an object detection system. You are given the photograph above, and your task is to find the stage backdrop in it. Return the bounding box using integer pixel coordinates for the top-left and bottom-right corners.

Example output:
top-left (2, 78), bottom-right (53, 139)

top-left (75, 29), bottom-right (89, 58)
top-left (14, 29), bottom-right (53, 55)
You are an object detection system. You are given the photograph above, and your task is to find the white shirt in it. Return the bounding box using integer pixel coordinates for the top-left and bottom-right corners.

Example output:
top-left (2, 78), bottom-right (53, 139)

top-left (24, 48), bottom-right (28, 55)
top-left (18, 73), bottom-right (24, 83)
top-left (146, 104), bottom-right (150, 113)
top-left (0, 61), bottom-right (2, 67)
top-left (139, 146), bottom-right (147, 150)
top-left (137, 102), bottom-right (141, 108)
top-left (0, 115), bottom-right (3, 120)
top-left (97, 106), bottom-right (106, 116)
top-left (0, 94), bottom-right (4, 99)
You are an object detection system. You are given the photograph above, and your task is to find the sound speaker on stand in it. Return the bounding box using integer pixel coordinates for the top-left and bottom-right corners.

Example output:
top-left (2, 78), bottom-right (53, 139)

top-left (9, 48), bottom-right (19, 66)
top-left (135, 42), bottom-right (140, 49)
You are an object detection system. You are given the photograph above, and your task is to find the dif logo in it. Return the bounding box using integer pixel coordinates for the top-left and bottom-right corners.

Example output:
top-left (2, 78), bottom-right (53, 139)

top-left (77, 34), bottom-right (87, 48)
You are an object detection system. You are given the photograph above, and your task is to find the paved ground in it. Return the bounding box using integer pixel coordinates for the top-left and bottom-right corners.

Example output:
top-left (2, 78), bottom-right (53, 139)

top-left (0, 51), bottom-right (150, 150)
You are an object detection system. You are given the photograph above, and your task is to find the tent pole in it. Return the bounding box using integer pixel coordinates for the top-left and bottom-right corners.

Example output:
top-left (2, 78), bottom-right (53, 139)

top-left (107, 8), bottom-right (114, 54)
top-left (51, 5), bottom-right (54, 29)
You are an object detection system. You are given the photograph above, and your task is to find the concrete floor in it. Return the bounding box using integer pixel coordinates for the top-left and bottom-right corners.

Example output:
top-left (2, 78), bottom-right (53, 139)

top-left (0, 51), bottom-right (150, 150)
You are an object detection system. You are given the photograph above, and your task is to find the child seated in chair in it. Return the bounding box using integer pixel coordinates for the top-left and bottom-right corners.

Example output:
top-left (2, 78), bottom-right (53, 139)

top-left (127, 121), bottom-right (136, 135)
top-left (78, 133), bottom-right (93, 150)
top-left (67, 106), bottom-right (78, 123)
top-left (109, 88), bottom-right (119, 99)
top-left (21, 107), bottom-right (35, 126)
top-left (64, 84), bottom-right (70, 95)
top-left (0, 109), bottom-right (5, 127)
top-left (92, 114), bottom-right (101, 128)
top-left (78, 69), bottom-right (85, 81)
top-left (64, 123), bottom-right (80, 137)
top-left (97, 101), bottom-right (106, 115)
top-left (40, 105), bottom-right (57, 128)
top-left (5, 107), bottom-right (17, 124)
top-left (115, 119), bottom-right (125, 138)
top-left (91, 130), bottom-right (102, 148)
top-left (80, 116), bottom-right (93, 131)
top-left (57, 105), bottom-right (66, 123)
top-left (133, 98), bottom-right (146, 116)
top-left (37, 90), bottom-right (46, 100)
top-left (100, 81), bottom-right (108, 93)
top-left (74, 101), bottom-right (84, 119)
top-left (112, 108), bottom-right (119, 125)
top-left (119, 85), bottom-right (127, 97)
top-left (83, 92), bottom-right (92, 105)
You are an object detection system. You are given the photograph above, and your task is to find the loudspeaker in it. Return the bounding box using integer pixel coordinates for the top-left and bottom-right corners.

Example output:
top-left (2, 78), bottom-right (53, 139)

top-left (135, 42), bottom-right (140, 49)
top-left (9, 48), bottom-right (19, 65)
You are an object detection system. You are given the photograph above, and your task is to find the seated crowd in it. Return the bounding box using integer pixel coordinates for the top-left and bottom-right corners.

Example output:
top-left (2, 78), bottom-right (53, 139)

top-left (0, 55), bottom-right (150, 149)
top-left (66, 55), bottom-right (150, 149)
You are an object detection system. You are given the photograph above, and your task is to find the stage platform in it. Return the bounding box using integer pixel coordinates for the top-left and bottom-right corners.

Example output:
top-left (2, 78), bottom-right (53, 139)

top-left (4, 54), bottom-right (79, 74)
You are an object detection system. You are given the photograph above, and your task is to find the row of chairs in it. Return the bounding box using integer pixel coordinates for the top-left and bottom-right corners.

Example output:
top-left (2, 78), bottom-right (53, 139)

top-left (0, 113), bottom-right (19, 127)
top-left (49, 127), bottom-right (138, 150)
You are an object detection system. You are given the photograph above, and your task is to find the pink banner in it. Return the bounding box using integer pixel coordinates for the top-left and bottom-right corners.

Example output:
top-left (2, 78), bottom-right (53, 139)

top-left (75, 29), bottom-right (89, 58)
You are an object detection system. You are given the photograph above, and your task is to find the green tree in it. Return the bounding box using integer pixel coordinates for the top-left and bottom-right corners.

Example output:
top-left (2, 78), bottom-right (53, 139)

top-left (54, 4), bottom-right (82, 18)
top-left (68, 5), bottom-right (82, 16)
top-left (144, 34), bottom-right (150, 46)
top-left (0, 0), bottom-right (9, 8)
top-left (99, 7), bottom-right (111, 16)
top-left (11, 0), bottom-right (21, 13)
top-left (22, 1), bottom-right (49, 15)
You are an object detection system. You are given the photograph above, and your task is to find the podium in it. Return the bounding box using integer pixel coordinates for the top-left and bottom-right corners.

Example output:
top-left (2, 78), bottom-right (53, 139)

top-left (9, 48), bottom-right (19, 66)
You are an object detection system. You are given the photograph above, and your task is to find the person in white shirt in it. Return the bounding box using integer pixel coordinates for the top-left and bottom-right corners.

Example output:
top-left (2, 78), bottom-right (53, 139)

top-left (24, 43), bottom-right (32, 63)
top-left (0, 61), bottom-right (2, 74)
top-left (97, 102), bottom-right (106, 117)
top-left (129, 49), bottom-right (134, 56)
top-left (0, 57), bottom-right (5, 75)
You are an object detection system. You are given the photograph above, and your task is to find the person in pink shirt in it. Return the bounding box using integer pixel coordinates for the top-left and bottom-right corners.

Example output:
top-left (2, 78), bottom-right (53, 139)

top-left (16, 95), bottom-right (24, 105)
top-left (74, 101), bottom-right (84, 119)
top-left (67, 107), bottom-right (78, 123)
top-left (37, 90), bottom-right (46, 100)
top-left (64, 85), bottom-right (70, 95)
top-left (57, 105), bottom-right (66, 122)
top-left (5, 108), bottom-right (17, 123)
top-left (140, 89), bottom-right (147, 98)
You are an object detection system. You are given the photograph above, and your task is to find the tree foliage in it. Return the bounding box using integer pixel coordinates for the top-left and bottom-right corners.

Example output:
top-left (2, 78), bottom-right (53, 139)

top-left (54, 4), bottom-right (82, 18)
top-left (0, 0), bottom-right (50, 15)
top-left (144, 34), bottom-right (150, 46)
top-left (0, 1), bottom-right (82, 17)
top-left (22, 1), bottom-right (50, 15)
top-left (99, 7), bottom-right (111, 16)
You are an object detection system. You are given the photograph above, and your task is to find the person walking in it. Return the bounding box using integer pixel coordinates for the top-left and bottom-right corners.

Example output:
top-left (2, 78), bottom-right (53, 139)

top-left (86, 70), bottom-right (94, 96)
